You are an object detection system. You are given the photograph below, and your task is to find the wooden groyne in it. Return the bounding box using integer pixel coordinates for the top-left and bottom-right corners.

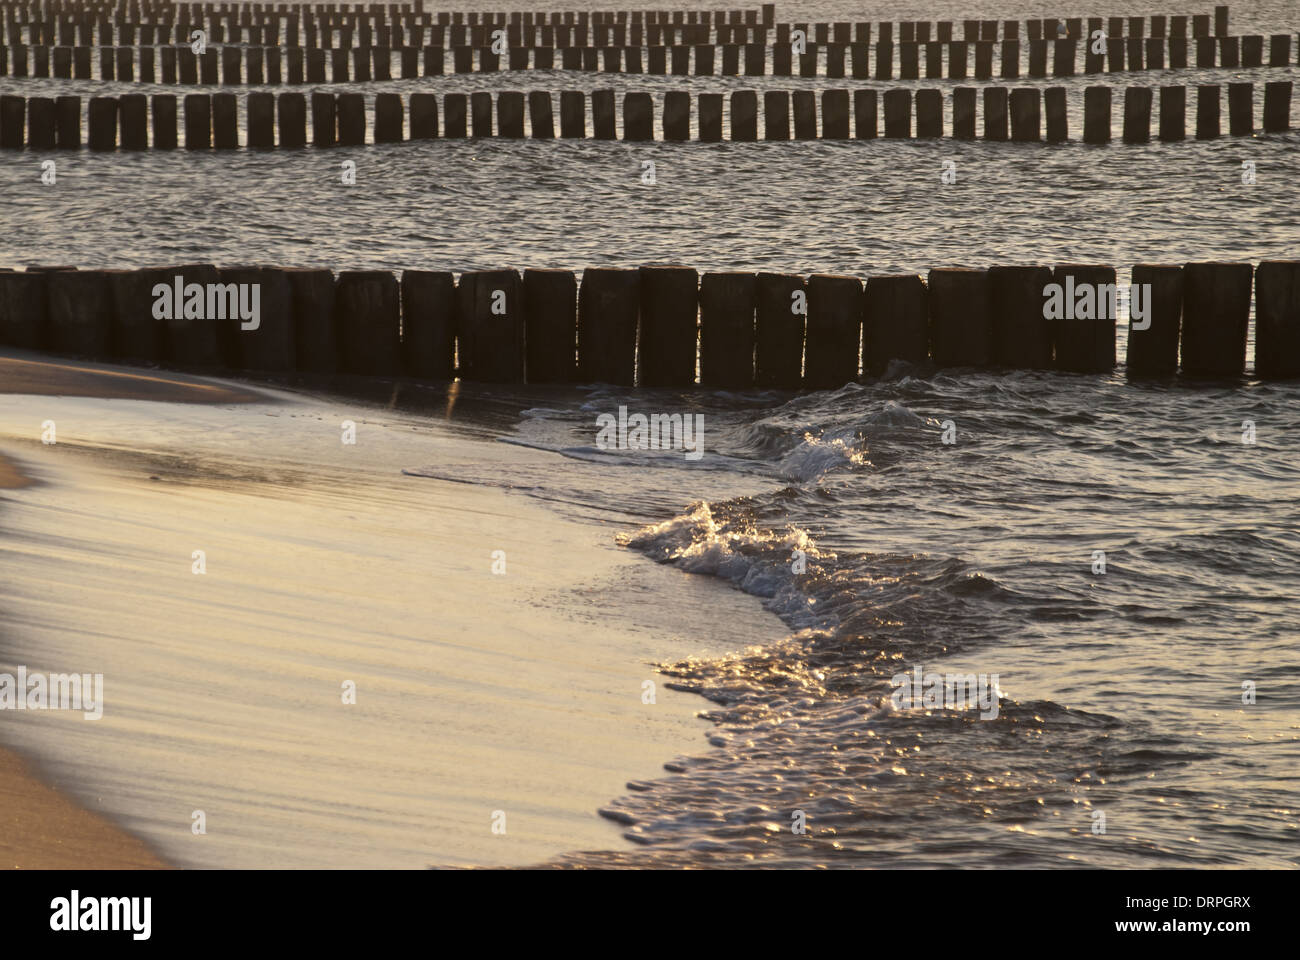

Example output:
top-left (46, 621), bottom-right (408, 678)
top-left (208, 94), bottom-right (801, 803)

top-left (4, 31), bottom-right (1294, 83)
top-left (0, 5), bottom-right (1247, 53)
top-left (2, 261), bottom-right (1297, 385)
top-left (1, 81), bottom-right (1291, 147)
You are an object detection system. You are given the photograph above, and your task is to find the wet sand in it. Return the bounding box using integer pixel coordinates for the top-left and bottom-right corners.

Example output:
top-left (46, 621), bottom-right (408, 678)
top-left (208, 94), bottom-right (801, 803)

top-left (0, 352), bottom-right (262, 405)
top-left (0, 746), bottom-right (166, 869)
top-left (0, 352), bottom-right (257, 869)
top-left (0, 453), bottom-right (30, 490)
top-left (1, 448), bottom-right (161, 867)
top-left (0, 350), bottom-right (781, 868)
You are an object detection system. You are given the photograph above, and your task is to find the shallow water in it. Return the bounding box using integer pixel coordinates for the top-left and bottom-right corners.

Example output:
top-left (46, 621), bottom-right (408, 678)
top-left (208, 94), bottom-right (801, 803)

top-left (403, 370), bottom-right (1300, 868)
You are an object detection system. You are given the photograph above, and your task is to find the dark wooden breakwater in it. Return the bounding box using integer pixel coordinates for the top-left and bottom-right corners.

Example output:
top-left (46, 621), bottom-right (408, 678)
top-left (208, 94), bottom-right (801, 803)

top-left (1, 81), bottom-right (1292, 147)
top-left (2, 262), bottom-right (1298, 386)
top-left (0, 5), bottom-right (1240, 52)
top-left (4, 32), bottom-right (1294, 83)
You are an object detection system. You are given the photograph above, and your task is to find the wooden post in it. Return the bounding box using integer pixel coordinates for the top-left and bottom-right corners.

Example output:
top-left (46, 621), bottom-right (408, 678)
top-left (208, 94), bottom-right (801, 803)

top-left (275, 93), bottom-right (306, 148)
top-left (222, 44), bottom-right (242, 84)
top-left (88, 96), bottom-right (117, 150)
top-left (754, 272), bottom-right (805, 387)
top-left (0, 270), bottom-right (49, 348)
top-left (312, 92), bottom-right (337, 145)
top-left (213, 93), bottom-right (238, 149)
top-left (577, 267), bottom-right (639, 386)
top-left (1002, 39), bottom-right (1020, 78)
top-left (495, 91), bottom-right (524, 138)
top-left (1159, 86), bottom-right (1186, 140)
top-left (1180, 262), bottom-right (1252, 376)
top-left (220, 267), bottom-right (294, 371)
top-left (699, 272), bottom-right (756, 387)
top-left (1053, 37), bottom-right (1074, 75)
top-left (1227, 82), bottom-right (1252, 136)
top-left (247, 92), bottom-right (275, 148)
top-left (46, 270), bottom-right (113, 358)
top-left (1263, 81), bottom-right (1292, 132)
top-left (1126, 265), bottom-right (1184, 377)
top-left (764, 90), bottom-right (789, 139)
top-left (915, 88), bottom-right (942, 137)
top-left (26, 97), bottom-right (56, 150)
top-left (470, 91), bottom-right (493, 137)
top-left (1010, 87), bottom-right (1040, 140)
top-left (883, 88), bottom-right (910, 137)
top-left (560, 91), bottom-right (586, 138)
top-left (1051, 265), bottom-right (1117, 372)
top-left (521, 268), bottom-right (576, 383)
top-left (928, 268), bottom-right (991, 367)
top-left (791, 90), bottom-right (816, 139)
top-left (623, 91), bottom-right (652, 140)
top-left (592, 88), bottom-right (616, 138)
top-left (1196, 85), bottom-right (1220, 139)
top-left (55, 95), bottom-right (81, 149)
top-left (989, 265), bottom-right (1053, 367)
top-left (864, 275), bottom-right (928, 375)
top-left (953, 87), bottom-right (976, 138)
top-left (1045, 87), bottom-right (1067, 141)
top-left (1123, 86), bottom-right (1152, 143)
top-left (519, 92), bottom-right (548, 139)
top-left (821, 89), bottom-right (849, 138)
top-left (401, 270), bottom-right (457, 380)
top-left (1253, 262), bottom-right (1300, 378)
top-left (984, 86), bottom-right (1008, 140)
top-left (1268, 34), bottom-right (1291, 67)
top-left (732, 90), bottom-right (759, 140)
top-left (108, 267), bottom-right (170, 364)
top-left (638, 266), bottom-right (698, 386)
top-left (804, 275), bottom-right (863, 388)
top-left (287, 269), bottom-right (339, 374)
top-left (855, 89), bottom-right (877, 138)
top-left (336, 270), bottom-right (402, 376)
top-left (163, 264), bottom-right (223, 367)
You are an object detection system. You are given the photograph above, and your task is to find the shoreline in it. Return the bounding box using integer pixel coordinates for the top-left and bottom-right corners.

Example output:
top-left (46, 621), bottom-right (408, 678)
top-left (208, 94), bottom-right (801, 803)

top-left (0, 354), bottom-right (254, 870)
top-left (0, 349), bottom-right (786, 868)
top-left (0, 745), bottom-right (169, 869)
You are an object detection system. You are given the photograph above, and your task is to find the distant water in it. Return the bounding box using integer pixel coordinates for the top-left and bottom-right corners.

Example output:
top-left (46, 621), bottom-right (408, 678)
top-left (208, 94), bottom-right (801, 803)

top-left (1, 3), bottom-right (1297, 277)
top-left (406, 370), bottom-right (1300, 868)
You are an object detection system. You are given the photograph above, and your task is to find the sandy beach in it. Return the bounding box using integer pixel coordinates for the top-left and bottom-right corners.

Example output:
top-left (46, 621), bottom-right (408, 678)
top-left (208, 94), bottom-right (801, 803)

top-left (2, 443), bottom-right (164, 868)
top-left (0, 745), bottom-right (167, 869)
top-left (0, 349), bottom-right (780, 868)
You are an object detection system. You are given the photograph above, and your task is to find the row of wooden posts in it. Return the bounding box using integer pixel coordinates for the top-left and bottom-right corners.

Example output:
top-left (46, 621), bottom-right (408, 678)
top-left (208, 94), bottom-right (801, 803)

top-left (2, 260), bottom-right (1297, 385)
top-left (5, 33), bottom-right (1296, 85)
top-left (1, 82), bottom-right (1291, 148)
top-left (1, 7), bottom-right (1242, 49)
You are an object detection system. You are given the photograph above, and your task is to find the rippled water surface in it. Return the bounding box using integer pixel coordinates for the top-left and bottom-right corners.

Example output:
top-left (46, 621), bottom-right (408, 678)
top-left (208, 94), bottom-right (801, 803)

top-left (1, 3), bottom-right (1298, 276)
top-left (403, 370), bottom-right (1300, 868)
